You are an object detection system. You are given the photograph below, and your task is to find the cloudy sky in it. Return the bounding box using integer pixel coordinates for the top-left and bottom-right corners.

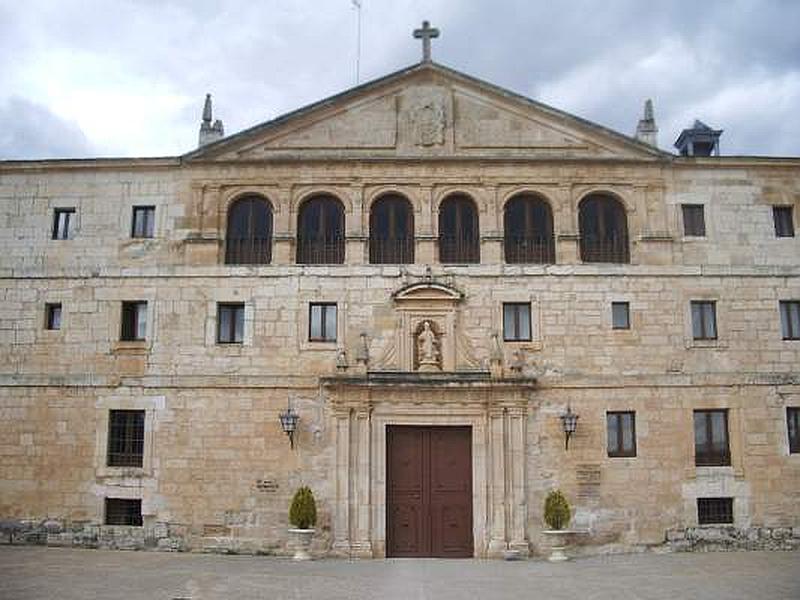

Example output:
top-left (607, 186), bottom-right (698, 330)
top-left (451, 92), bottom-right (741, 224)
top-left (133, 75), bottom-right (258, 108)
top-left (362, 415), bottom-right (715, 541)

top-left (1, 0), bottom-right (798, 159)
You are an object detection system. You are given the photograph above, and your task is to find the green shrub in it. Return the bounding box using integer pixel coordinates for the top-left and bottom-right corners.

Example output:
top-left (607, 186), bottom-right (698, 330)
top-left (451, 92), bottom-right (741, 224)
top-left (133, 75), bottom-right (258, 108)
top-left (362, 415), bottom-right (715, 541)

top-left (543, 489), bottom-right (571, 530)
top-left (289, 486), bottom-right (317, 529)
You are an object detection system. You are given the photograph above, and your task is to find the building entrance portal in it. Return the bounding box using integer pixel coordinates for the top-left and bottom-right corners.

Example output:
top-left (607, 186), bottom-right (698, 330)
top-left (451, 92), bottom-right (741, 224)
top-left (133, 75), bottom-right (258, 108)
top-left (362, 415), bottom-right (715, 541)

top-left (386, 425), bottom-right (473, 558)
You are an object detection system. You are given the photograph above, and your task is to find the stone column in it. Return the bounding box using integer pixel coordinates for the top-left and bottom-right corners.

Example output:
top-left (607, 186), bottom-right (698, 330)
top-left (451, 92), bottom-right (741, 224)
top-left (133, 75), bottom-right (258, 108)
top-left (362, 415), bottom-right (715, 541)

top-left (555, 184), bottom-right (579, 263)
top-left (272, 186), bottom-right (294, 265)
top-left (507, 404), bottom-right (529, 556)
top-left (416, 186), bottom-right (435, 264)
top-left (487, 406), bottom-right (508, 557)
top-left (352, 405), bottom-right (373, 557)
top-left (331, 406), bottom-right (351, 555)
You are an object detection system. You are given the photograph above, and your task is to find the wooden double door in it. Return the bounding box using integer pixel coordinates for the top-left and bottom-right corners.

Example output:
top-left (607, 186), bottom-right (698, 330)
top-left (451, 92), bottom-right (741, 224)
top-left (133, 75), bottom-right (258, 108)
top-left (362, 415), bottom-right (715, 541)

top-left (386, 426), bottom-right (473, 558)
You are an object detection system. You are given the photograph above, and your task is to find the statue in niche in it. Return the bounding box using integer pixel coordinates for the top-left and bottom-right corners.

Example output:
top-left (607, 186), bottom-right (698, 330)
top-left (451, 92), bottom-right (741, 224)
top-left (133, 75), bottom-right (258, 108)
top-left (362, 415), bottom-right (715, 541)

top-left (416, 320), bottom-right (441, 372)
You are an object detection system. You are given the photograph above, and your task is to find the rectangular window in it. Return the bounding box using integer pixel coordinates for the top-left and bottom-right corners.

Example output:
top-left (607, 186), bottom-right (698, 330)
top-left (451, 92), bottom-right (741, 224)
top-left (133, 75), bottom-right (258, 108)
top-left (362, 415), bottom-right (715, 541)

top-left (503, 302), bottom-right (532, 341)
top-left (682, 204), bottom-right (706, 236)
top-left (45, 303), bottom-right (62, 330)
top-left (217, 303), bottom-right (245, 344)
top-left (779, 301), bottom-right (800, 340)
top-left (107, 409), bottom-right (145, 467)
top-left (131, 206), bottom-right (155, 238)
top-left (697, 497), bottom-right (733, 525)
top-left (120, 301), bottom-right (147, 341)
top-left (691, 301), bottom-right (717, 340)
top-left (773, 206), bottom-right (795, 238)
top-left (611, 302), bottom-right (630, 330)
top-left (52, 208), bottom-right (75, 240)
top-left (788, 407), bottom-right (799, 454)
top-left (309, 303), bottom-right (337, 342)
top-left (607, 411), bottom-right (636, 457)
top-left (105, 498), bottom-right (143, 526)
top-left (694, 409), bottom-right (731, 466)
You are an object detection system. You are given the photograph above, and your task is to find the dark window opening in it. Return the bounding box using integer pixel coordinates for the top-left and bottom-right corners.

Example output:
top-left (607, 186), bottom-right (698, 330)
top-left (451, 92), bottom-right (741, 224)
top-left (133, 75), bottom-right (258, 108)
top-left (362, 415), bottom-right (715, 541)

top-left (578, 195), bottom-right (629, 263)
top-left (297, 196), bottom-right (345, 264)
top-left (697, 497), bottom-right (733, 525)
top-left (682, 204), bottom-right (706, 236)
top-left (217, 303), bottom-right (245, 344)
top-left (438, 194), bottom-right (479, 263)
top-left (612, 302), bottom-right (630, 330)
top-left (121, 301), bottom-right (147, 341)
top-left (773, 206), bottom-right (795, 237)
top-left (52, 208), bottom-right (75, 240)
top-left (369, 195), bottom-right (414, 264)
top-left (107, 410), bottom-right (145, 467)
top-left (788, 407), bottom-right (799, 454)
top-left (607, 411), bottom-right (636, 457)
top-left (503, 303), bottom-right (532, 341)
top-left (694, 409), bottom-right (730, 466)
top-left (503, 195), bottom-right (555, 263)
top-left (45, 303), bottom-right (62, 330)
top-left (131, 206), bottom-right (155, 238)
top-left (780, 301), bottom-right (800, 340)
top-left (105, 498), bottom-right (143, 526)
top-left (225, 196), bottom-right (273, 264)
top-left (691, 301), bottom-right (717, 340)
top-left (309, 303), bottom-right (337, 342)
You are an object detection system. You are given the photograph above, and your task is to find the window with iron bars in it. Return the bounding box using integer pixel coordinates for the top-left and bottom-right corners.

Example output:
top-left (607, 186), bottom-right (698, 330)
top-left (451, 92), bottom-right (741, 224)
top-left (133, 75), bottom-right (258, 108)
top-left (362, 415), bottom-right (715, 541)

top-left (105, 498), bottom-right (143, 526)
top-left (697, 497), bottom-right (733, 525)
top-left (107, 410), bottom-right (145, 467)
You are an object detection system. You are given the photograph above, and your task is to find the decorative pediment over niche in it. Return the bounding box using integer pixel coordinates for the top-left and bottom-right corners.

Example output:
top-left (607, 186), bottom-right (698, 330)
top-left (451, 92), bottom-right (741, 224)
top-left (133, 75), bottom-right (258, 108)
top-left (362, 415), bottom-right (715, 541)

top-left (392, 281), bottom-right (463, 304)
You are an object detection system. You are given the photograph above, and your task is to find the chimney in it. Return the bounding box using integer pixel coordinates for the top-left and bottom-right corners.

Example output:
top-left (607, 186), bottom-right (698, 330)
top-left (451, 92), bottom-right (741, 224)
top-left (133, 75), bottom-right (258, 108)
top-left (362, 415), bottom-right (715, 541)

top-left (674, 120), bottom-right (722, 157)
top-left (198, 94), bottom-right (225, 148)
top-left (634, 99), bottom-right (658, 148)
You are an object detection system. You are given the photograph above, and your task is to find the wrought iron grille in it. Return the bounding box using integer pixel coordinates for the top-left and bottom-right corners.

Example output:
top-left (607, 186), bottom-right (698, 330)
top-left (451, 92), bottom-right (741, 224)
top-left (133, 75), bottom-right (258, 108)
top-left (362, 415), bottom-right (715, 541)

top-left (105, 498), bottom-right (143, 526)
top-left (107, 410), bottom-right (145, 467)
top-left (296, 236), bottom-right (345, 264)
top-left (504, 236), bottom-right (555, 264)
top-left (579, 235), bottom-right (630, 263)
top-left (697, 497), bottom-right (733, 525)
top-left (225, 237), bottom-right (272, 265)
top-left (369, 236), bottom-right (414, 264)
top-left (438, 235), bottom-right (480, 263)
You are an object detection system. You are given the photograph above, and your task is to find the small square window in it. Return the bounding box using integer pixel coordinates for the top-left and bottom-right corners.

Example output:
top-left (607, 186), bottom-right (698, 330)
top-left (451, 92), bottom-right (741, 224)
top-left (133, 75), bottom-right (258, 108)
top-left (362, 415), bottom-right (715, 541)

top-left (607, 411), bottom-right (636, 457)
top-left (121, 301), bottom-right (147, 341)
top-left (105, 498), bottom-right (143, 526)
top-left (52, 208), bottom-right (75, 240)
top-left (788, 407), bottom-right (799, 454)
top-left (107, 409), bottom-right (145, 467)
top-left (611, 302), bottom-right (630, 330)
top-left (131, 206), bottom-right (155, 238)
top-left (503, 303), bottom-right (532, 341)
top-left (45, 303), bottom-right (62, 330)
top-left (691, 301), bottom-right (717, 340)
top-left (309, 303), bottom-right (337, 342)
top-left (682, 204), bottom-right (706, 237)
top-left (697, 497), bottom-right (733, 525)
top-left (773, 206), bottom-right (794, 238)
top-left (779, 301), bottom-right (800, 340)
top-left (694, 409), bottom-right (730, 466)
top-left (217, 303), bottom-right (245, 344)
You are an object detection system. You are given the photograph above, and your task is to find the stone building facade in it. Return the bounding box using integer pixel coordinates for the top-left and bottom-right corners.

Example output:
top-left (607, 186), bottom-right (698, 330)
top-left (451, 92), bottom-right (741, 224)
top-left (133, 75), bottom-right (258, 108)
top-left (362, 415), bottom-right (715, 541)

top-left (0, 60), bottom-right (798, 557)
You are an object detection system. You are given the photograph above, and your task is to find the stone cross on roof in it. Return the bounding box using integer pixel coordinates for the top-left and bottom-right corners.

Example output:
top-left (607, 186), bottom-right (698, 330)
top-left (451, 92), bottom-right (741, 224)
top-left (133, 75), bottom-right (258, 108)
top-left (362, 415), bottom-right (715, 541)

top-left (413, 20), bottom-right (440, 62)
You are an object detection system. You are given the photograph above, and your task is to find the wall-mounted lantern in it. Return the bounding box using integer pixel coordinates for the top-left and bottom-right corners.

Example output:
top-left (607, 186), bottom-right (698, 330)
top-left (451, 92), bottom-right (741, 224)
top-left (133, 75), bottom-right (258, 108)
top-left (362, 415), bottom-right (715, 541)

top-left (279, 400), bottom-right (299, 450)
top-left (560, 406), bottom-right (579, 450)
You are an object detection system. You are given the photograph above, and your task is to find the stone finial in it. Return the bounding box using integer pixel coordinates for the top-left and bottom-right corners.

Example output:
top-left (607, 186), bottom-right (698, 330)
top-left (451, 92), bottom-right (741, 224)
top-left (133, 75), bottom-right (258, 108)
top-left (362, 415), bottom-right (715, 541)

top-left (413, 20), bottom-right (440, 62)
top-left (198, 93), bottom-right (225, 148)
top-left (635, 99), bottom-right (658, 148)
top-left (509, 350), bottom-right (525, 375)
top-left (489, 333), bottom-right (504, 379)
top-left (356, 333), bottom-right (369, 366)
top-left (336, 349), bottom-right (349, 372)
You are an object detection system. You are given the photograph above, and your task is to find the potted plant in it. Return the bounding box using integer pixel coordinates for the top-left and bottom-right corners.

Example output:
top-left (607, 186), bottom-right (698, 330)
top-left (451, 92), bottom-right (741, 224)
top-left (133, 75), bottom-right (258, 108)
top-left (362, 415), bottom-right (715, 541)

top-left (541, 489), bottom-right (572, 562)
top-left (288, 486), bottom-right (317, 561)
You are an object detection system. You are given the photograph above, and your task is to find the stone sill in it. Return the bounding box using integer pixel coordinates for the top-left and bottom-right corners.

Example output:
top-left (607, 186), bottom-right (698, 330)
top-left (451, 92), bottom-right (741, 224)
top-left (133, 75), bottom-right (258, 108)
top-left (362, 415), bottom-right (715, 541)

top-left (112, 341), bottom-right (149, 355)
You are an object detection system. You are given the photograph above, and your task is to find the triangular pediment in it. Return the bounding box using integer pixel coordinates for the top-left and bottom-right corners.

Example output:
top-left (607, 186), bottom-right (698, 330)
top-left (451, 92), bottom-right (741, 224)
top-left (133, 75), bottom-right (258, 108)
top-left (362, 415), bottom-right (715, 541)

top-left (186, 62), bottom-right (669, 162)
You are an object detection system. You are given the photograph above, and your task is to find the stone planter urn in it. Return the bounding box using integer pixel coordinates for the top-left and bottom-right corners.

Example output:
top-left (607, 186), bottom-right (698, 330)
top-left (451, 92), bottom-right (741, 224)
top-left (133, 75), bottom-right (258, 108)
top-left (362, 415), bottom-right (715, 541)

top-left (288, 528), bottom-right (315, 561)
top-left (541, 529), bottom-right (570, 562)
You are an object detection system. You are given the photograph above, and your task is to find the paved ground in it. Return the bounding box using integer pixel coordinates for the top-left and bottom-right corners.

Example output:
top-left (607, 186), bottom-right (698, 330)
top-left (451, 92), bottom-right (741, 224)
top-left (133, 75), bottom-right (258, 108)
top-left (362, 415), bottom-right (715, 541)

top-left (1, 546), bottom-right (798, 600)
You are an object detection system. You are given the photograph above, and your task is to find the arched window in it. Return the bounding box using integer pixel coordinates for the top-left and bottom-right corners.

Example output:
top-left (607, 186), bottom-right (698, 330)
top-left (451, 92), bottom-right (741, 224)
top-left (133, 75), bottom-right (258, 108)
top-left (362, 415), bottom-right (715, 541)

top-left (438, 194), bottom-right (479, 263)
top-left (504, 194), bottom-right (555, 263)
top-left (578, 194), bottom-right (629, 263)
top-left (297, 195), bottom-right (345, 264)
top-left (369, 194), bottom-right (414, 264)
top-left (224, 195), bottom-right (272, 265)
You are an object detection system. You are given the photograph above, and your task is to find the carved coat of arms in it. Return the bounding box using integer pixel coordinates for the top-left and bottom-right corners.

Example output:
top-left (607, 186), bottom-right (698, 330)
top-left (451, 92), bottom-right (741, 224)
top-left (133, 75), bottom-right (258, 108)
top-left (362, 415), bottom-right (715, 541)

top-left (411, 101), bottom-right (445, 147)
